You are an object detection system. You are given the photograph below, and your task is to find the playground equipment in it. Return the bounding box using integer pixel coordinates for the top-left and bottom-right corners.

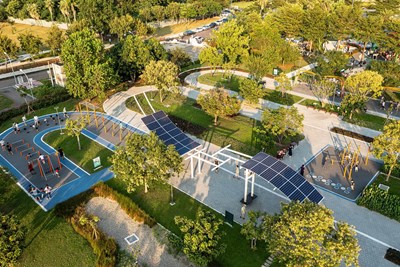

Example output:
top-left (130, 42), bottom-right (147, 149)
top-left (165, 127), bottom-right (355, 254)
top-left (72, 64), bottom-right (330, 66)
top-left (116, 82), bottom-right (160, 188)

top-left (78, 101), bottom-right (100, 128)
top-left (20, 146), bottom-right (35, 157)
top-left (36, 154), bottom-right (62, 180)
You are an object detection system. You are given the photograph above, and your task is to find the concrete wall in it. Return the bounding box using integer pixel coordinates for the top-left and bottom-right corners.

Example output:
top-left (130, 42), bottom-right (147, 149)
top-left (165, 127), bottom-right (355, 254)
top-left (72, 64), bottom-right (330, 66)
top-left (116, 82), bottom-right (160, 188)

top-left (9, 17), bottom-right (69, 30)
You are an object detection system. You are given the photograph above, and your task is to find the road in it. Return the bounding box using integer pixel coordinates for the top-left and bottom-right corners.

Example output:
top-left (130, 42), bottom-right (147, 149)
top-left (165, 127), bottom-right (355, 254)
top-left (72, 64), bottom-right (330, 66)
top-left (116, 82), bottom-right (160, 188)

top-left (0, 70), bottom-right (50, 109)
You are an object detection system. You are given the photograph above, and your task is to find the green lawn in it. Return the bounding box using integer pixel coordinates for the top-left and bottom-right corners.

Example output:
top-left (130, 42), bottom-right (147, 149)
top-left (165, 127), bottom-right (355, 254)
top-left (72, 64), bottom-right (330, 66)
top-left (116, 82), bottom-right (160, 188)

top-left (107, 178), bottom-right (269, 267)
top-left (43, 130), bottom-right (114, 173)
top-left (0, 98), bottom-right (80, 133)
top-left (372, 174), bottom-right (400, 197)
top-left (0, 94), bottom-right (13, 110)
top-left (0, 171), bottom-right (96, 267)
top-left (197, 73), bottom-right (303, 105)
top-left (343, 112), bottom-right (388, 132)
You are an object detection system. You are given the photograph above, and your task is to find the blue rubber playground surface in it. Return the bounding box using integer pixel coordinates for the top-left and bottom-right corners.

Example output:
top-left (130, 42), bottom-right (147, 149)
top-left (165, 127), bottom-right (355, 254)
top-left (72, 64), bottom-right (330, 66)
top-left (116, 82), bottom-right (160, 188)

top-left (0, 111), bottom-right (144, 211)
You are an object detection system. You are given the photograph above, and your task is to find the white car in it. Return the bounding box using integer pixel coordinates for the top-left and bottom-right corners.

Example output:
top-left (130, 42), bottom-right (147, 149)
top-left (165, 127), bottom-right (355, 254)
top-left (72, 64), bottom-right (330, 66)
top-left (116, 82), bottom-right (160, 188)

top-left (201, 25), bottom-right (211, 30)
top-left (193, 27), bottom-right (203, 33)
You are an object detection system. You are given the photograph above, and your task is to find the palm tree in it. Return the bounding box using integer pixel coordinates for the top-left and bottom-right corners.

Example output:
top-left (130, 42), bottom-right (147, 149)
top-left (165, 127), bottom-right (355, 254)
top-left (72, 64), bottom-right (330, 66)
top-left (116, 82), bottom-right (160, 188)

top-left (79, 215), bottom-right (100, 240)
top-left (70, 0), bottom-right (77, 22)
top-left (45, 0), bottom-right (54, 21)
top-left (59, 0), bottom-right (71, 23)
top-left (26, 3), bottom-right (40, 21)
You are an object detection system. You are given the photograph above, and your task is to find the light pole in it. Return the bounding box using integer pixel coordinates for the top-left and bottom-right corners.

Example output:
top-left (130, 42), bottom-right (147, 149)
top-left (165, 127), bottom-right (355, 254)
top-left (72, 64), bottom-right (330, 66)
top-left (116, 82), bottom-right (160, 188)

top-left (54, 106), bottom-right (64, 134)
top-left (19, 69), bottom-right (34, 99)
top-left (3, 52), bottom-right (17, 86)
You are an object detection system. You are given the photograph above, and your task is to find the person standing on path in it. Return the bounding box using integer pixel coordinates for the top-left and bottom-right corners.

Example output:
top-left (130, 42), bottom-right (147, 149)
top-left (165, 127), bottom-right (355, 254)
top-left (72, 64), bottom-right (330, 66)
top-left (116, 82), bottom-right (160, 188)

top-left (300, 164), bottom-right (305, 176)
top-left (0, 139), bottom-right (5, 151)
top-left (15, 123), bottom-right (20, 134)
top-left (22, 115), bottom-right (27, 126)
top-left (12, 122), bottom-right (17, 134)
top-left (63, 107), bottom-right (69, 118)
top-left (45, 184), bottom-right (52, 199)
top-left (288, 145), bottom-right (293, 157)
top-left (214, 160), bottom-right (219, 173)
top-left (54, 167), bottom-right (60, 178)
top-left (39, 154), bottom-right (46, 165)
top-left (28, 161), bottom-right (35, 174)
top-left (57, 147), bottom-right (64, 159)
top-left (351, 180), bottom-right (355, 191)
top-left (240, 204), bottom-right (246, 219)
top-left (6, 143), bottom-right (13, 155)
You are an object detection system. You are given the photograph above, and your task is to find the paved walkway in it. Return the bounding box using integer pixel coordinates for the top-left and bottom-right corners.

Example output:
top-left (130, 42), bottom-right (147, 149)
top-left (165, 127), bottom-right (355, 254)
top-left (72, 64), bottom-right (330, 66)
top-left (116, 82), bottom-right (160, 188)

top-left (104, 85), bottom-right (399, 267)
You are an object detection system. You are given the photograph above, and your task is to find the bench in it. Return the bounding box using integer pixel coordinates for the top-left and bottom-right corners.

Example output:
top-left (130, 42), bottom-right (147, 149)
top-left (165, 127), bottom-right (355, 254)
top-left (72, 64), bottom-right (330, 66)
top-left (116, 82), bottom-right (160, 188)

top-left (378, 184), bottom-right (390, 192)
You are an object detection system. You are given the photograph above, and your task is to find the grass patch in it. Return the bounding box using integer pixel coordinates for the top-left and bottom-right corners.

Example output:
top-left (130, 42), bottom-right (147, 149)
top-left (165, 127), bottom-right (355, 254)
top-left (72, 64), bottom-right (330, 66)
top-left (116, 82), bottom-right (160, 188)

top-left (371, 174), bottom-right (400, 197)
top-left (264, 90), bottom-right (303, 106)
top-left (43, 130), bottom-right (114, 173)
top-left (0, 22), bottom-right (56, 46)
top-left (0, 170), bottom-right (96, 267)
top-left (106, 178), bottom-right (269, 267)
top-left (155, 17), bottom-right (220, 37)
top-left (344, 112), bottom-right (388, 132)
top-left (0, 98), bottom-right (80, 133)
top-left (0, 94), bottom-right (13, 110)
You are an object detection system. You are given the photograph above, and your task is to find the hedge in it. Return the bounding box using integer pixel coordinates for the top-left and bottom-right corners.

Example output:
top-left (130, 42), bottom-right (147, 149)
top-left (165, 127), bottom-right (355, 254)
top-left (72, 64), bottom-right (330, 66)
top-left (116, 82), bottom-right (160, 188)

top-left (357, 185), bottom-right (400, 222)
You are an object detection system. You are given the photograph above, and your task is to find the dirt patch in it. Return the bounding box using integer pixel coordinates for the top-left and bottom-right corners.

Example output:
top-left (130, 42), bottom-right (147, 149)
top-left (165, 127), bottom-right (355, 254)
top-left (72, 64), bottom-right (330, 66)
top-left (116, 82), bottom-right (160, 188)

top-left (330, 127), bottom-right (374, 143)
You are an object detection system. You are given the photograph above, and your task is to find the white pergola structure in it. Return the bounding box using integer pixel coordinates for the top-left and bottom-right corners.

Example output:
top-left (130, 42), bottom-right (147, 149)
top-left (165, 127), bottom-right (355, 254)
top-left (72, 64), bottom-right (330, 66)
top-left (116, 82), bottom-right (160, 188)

top-left (185, 145), bottom-right (257, 204)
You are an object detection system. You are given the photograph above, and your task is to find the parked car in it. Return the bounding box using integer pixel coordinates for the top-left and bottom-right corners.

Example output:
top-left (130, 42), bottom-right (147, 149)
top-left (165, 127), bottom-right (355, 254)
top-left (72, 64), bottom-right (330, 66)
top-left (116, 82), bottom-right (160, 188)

top-left (193, 27), bottom-right (204, 33)
top-left (202, 24), bottom-right (212, 30)
top-left (221, 18), bottom-right (228, 23)
top-left (183, 30), bottom-right (195, 36)
top-left (209, 22), bottom-right (217, 28)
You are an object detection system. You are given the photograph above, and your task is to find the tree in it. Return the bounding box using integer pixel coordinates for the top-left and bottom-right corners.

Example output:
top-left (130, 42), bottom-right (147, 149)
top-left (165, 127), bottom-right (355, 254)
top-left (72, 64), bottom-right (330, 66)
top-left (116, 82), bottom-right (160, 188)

top-left (275, 73), bottom-right (292, 97)
top-left (197, 89), bottom-right (241, 125)
top-left (340, 94), bottom-right (365, 120)
top-left (310, 78), bottom-right (337, 107)
top-left (110, 132), bottom-right (183, 193)
top-left (61, 28), bottom-right (116, 100)
top-left (211, 20), bottom-right (250, 72)
top-left (273, 3), bottom-right (304, 37)
top-left (301, 6), bottom-right (328, 51)
top-left (315, 51), bottom-right (348, 76)
top-left (0, 214), bottom-right (26, 266)
top-left (239, 78), bottom-right (265, 104)
top-left (244, 54), bottom-right (274, 82)
top-left (260, 107), bottom-right (303, 144)
top-left (169, 47), bottom-right (192, 68)
top-left (241, 211), bottom-right (266, 249)
top-left (109, 14), bottom-right (135, 40)
top-left (140, 60), bottom-right (179, 103)
top-left (261, 201), bottom-right (360, 267)
top-left (151, 5), bottom-right (164, 23)
top-left (175, 208), bottom-right (226, 266)
top-left (165, 2), bottom-right (181, 21)
top-left (44, 0), bottom-right (54, 21)
top-left (119, 35), bottom-right (151, 81)
top-left (145, 38), bottom-right (168, 61)
top-left (198, 47), bottom-right (223, 75)
top-left (354, 15), bottom-right (384, 61)
top-left (18, 33), bottom-right (42, 59)
top-left (64, 117), bottom-right (87, 150)
top-left (345, 71), bottom-right (383, 105)
top-left (46, 25), bottom-right (65, 55)
top-left (78, 0), bottom-right (115, 34)
top-left (0, 34), bottom-right (19, 59)
top-left (372, 120), bottom-right (400, 181)
top-left (59, 0), bottom-right (71, 23)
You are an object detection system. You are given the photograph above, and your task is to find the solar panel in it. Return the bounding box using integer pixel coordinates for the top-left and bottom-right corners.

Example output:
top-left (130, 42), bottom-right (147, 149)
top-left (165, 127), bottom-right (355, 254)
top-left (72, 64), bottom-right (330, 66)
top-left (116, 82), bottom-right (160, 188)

top-left (141, 111), bottom-right (201, 156)
top-left (242, 152), bottom-right (324, 203)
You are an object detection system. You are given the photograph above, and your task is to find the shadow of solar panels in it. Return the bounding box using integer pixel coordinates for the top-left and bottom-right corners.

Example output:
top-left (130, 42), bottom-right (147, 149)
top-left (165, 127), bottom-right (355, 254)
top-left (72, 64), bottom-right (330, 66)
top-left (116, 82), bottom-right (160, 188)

top-left (242, 152), bottom-right (324, 203)
top-left (141, 111), bottom-right (201, 156)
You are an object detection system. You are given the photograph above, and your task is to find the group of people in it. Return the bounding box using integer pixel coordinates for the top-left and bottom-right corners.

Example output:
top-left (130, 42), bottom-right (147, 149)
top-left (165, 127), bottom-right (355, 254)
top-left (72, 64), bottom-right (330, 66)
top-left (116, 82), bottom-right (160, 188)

top-left (28, 184), bottom-right (52, 202)
top-left (380, 97), bottom-right (400, 112)
top-left (276, 143), bottom-right (296, 159)
top-left (0, 139), bottom-right (13, 155)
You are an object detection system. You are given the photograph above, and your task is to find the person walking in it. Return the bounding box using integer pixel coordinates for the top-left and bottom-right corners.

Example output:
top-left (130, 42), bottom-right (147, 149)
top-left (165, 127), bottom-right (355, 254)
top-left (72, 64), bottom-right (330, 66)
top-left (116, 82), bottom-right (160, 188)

top-left (354, 163), bottom-right (359, 172)
top-left (33, 116), bottom-right (39, 126)
top-left (351, 180), bottom-right (355, 191)
top-left (381, 101), bottom-right (386, 110)
top-left (22, 115), bottom-right (27, 126)
top-left (12, 122), bottom-right (17, 134)
top-left (234, 164), bottom-right (240, 179)
top-left (39, 154), bottom-right (46, 165)
top-left (214, 159), bottom-right (219, 173)
top-left (15, 123), bottom-right (20, 134)
top-left (54, 167), bottom-right (60, 178)
top-left (288, 145), bottom-right (293, 157)
top-left (300, 164), bottom-right (305, 176)
top-left (63, 107), bottom-right (69, 118)
top-left (240, 204), bottom-right (246, 219)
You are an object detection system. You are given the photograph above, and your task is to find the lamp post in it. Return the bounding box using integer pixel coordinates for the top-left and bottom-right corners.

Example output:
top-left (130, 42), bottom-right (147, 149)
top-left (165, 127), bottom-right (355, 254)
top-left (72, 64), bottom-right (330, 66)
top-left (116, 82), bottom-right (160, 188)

top-left (54, 106), bottom-right (64, 134)
top-left (3, 52), bottom-right (17, 86)
top-left (19, 69), bottom-right (34, 99)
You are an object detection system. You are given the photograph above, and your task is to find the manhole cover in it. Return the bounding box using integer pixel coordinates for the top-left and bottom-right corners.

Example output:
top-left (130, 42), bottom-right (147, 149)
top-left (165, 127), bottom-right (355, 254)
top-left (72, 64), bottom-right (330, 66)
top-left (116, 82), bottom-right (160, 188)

top-left (125, 233), bottom-right (139, 245)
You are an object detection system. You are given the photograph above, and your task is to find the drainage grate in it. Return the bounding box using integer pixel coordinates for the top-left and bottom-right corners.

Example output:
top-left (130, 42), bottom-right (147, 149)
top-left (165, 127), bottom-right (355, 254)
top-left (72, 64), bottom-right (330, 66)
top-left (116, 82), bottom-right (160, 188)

top-left (124, 233), bottom-right (139, 245)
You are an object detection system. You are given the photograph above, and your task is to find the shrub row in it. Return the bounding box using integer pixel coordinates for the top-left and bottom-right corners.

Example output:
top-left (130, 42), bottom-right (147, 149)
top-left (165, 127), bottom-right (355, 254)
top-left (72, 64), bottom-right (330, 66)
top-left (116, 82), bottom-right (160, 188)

top-left (70, 206), bottom-right (117, 267)
top-left (357, 184), bottom-right (400, 222)
top-left (93, 182), bottom-right (156, 227)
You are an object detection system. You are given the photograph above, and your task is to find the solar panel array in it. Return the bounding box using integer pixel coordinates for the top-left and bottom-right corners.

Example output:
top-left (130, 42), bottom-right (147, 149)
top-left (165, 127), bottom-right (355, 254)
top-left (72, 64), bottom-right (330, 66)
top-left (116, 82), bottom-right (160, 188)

top-left (242, 152), bottom-right (323, 203)
top-left (141, 111), bottom-right (200, 156)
